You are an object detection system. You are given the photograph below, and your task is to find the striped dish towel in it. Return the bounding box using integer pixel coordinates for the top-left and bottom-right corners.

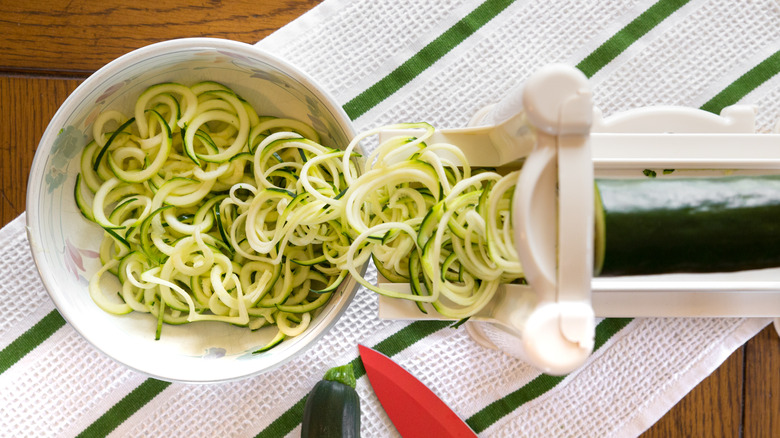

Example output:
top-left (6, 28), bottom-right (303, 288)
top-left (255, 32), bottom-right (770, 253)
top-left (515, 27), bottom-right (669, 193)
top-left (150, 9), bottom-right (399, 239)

top-left (2, 0), bottom-right (779, 436)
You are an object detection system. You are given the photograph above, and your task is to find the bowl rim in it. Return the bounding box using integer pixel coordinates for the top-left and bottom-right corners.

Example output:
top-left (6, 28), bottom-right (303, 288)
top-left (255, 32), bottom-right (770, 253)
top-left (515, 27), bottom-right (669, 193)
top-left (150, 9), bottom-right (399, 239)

top-left (25, 37), bottom-right (359, 383)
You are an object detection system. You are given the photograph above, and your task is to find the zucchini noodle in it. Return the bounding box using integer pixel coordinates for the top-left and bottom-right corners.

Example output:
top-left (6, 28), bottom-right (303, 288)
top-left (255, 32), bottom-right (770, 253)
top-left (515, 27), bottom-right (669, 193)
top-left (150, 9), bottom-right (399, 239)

top-left (75, 82), bottom-right (359, 350)
top-left (339, 123), bottom-right (524, 318)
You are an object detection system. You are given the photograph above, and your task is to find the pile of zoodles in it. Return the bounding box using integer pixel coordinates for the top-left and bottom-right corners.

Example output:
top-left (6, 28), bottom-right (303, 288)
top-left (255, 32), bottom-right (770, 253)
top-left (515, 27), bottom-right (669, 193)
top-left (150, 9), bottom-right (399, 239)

top-left (338, 124), bottom-right (523, 319)
top-left (75, 81), bottom-right (524, 350)
top-left (75, 81), bottom-right (359, 351)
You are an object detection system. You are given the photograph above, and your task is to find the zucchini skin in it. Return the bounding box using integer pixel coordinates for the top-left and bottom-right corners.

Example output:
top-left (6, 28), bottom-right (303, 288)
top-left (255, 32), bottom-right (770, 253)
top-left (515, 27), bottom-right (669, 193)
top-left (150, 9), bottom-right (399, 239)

top-left (596, 175), bottom-right (780, 276)
top-left (301, 380), bottom-right (360, 438)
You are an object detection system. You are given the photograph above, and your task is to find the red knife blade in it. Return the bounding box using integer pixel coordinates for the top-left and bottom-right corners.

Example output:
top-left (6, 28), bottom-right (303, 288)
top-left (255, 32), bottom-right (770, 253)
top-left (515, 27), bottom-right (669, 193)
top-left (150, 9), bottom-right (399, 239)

top-left (358, 344), bottom-right (478, 437)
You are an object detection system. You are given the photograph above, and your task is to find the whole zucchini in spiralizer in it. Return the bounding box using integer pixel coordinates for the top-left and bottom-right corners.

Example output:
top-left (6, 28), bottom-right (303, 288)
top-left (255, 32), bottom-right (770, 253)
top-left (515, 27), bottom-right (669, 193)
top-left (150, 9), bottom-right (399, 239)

top-left (595, 175), bottom-right (780, 276)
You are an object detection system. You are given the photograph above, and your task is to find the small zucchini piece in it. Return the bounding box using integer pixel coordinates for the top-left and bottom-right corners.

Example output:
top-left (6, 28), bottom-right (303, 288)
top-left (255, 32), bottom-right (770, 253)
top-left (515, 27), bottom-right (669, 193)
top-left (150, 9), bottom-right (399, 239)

top-left (93, 117), bottom-right (136, 172)
top-left (301, 364), bottom-right (360, 438)
top-left (275, 292), bottom-right (332, 313)
top-left (252, 330), bottom-right (285, 353)
top-left (372, 253), bottom-right (408, 283)
top-left (408, 248), bottom-right (429, 315)
top-left (310, 270), bottom-right (348, 294)
top-left (74, 173), bottom-right (95, 221)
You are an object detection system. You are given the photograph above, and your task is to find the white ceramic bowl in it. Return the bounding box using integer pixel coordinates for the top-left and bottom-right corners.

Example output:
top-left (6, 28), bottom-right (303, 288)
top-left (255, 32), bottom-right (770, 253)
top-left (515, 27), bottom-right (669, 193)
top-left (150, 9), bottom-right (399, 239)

top-left (26, 38), bottom-right (360, 383)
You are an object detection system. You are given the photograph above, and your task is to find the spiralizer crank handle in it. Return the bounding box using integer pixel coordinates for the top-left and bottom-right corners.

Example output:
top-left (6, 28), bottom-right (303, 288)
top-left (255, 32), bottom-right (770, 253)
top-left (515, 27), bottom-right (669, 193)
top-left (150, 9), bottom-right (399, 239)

top-left (500, 65), bottom-right (596, 375)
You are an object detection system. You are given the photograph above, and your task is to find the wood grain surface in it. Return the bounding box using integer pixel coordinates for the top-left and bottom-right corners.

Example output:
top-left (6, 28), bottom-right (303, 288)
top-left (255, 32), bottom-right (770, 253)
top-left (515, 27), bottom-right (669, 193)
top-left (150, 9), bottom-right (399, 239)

top-left (0, 1), bottom-right (777, 436)
top-left (0, 0), bottom-right (319, 75)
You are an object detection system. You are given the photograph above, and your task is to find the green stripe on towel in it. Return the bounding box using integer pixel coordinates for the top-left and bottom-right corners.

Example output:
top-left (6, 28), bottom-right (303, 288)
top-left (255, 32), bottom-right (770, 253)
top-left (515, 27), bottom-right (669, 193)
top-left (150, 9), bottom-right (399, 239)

top-left (576, 0), bottom-right (690, 78)
top-left (342, 0), bottom-right (515, 120)
top-left (0, 310), bottom-right (65, 374)
top-left (76, 379), bottom-right (172, 438)
top-left (466, 318), bottom-right (633, 433)
top-left (700, 49), bottom-right (780, 115)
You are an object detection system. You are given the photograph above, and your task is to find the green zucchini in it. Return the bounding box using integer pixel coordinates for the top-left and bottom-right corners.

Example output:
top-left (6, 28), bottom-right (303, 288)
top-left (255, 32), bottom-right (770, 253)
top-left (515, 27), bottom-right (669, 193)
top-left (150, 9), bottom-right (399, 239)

top-left (595, 175), bottom-right (780, 276)
top-left (301, 364), bottom-right (360, 438)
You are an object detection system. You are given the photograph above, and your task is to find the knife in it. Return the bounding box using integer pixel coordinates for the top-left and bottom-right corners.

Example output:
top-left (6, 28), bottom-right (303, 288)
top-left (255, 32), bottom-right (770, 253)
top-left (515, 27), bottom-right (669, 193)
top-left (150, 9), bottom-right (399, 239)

top-left (358, 344), bottom-right (478, 437)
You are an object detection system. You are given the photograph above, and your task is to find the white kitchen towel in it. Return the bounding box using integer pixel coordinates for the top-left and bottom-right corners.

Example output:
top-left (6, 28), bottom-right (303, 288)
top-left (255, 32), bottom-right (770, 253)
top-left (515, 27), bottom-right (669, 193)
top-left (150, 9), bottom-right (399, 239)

top-left (1, 0), bottom-right (778, 436)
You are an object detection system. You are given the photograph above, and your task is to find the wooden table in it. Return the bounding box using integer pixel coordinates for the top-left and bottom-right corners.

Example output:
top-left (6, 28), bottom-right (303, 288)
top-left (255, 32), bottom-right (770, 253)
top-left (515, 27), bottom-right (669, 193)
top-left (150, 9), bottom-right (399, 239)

top-left (1, 1), bottom-right (777, 436)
